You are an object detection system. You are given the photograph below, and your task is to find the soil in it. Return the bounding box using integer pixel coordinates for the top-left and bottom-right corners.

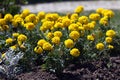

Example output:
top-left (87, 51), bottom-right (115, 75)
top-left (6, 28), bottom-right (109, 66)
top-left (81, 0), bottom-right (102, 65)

top-left (0, 56), bottom-right (120, 80)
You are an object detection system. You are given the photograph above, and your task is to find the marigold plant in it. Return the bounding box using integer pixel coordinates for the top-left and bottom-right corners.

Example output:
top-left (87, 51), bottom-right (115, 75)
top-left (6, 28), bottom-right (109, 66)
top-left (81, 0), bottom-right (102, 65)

top-left (0, 6), bottom-right (120, 76)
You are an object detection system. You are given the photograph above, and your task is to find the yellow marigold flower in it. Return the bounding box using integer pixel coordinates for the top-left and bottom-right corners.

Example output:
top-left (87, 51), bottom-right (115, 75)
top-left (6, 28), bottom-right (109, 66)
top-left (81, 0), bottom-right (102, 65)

top-left (54, 31), bottom-right (62, 38)
top-left (0, 19), bottom-right (6, 25)
top-left (17, 34), bottom-right (27, 42)
top-left (13, 14), bottom-right (20, 19)
top-left (40, 26), bottom-right (47, 32)
top-left (87, 22), bottom-right (95, 30)
top-left (45, 13), bottom-right (59, 21)
top-left (21, 9), bottom-right (30, 18)
top-left (64, 39), bottom-right (74, 48)
top-left (29, 14), bottom-right (36, 20)
top-left (103, 10), bottom-right (114, 18)
top-left (70, 48), bottom-right (80, 57)
top-left (47, 32), bottom-right (54, 39)
top-left (78, 16), bottom-right (88, 24)
top-left (96, 8), bottom-right (104, 14)
top-left (4, 13), bottom-right (13, 22)
top-left (54, 22), bottom-right (63, 29)
top-left (105, 37), bottom-right (112, 43)
top-left (62, 18), bottom-right (71, 27)
top-left (74, 6), bottom-right (84, 14)
top-left (108, 45), bottom-right (114, 49)
top-left (43, 42), bottom-right (53, 50)
top-left (37, 39), bottom-right (47, 47)
top-left (99, 17), bottom-right (108, 26)
top-left (12, 20), bottom-right (18, 27)
top-left (87, 35), bottom-right (94, 41)
top-left (6, 38), bottom-right (13, 44)
top-left (96, 43), bottom-right (104, 50)
top-left (2, 25), bottom-right (9, 31)
top-left (42, 21), bottom-right (54, 29)
top-left (52, 36), bottom-right (60, 45)
top-left (37, 11), bottom-right (45, 20)
top-left (89, 13), bottom-right (100, 21)
top-left (12, 33), bottom-right (19, 38)
top-left (106, 30), bottom-right (116, 37)
top-left (34, 46), bottom-right (43, 54)
top-left (69, 31), bottom-right (80, 41)
top-left (91, 21), bottom-right (96, 26)
top-left (25, 22), bottom-right (35, 30)
top-left (70, 13), bottom-right (78, 20)
top-left (14, 17), bottom-right (23, 24)
top-left (10, 45), bottom-right (17, 50)
top-left (68, 23), bottom-right (79, 31)
top-left (78, 26), bottom-right (84, 31)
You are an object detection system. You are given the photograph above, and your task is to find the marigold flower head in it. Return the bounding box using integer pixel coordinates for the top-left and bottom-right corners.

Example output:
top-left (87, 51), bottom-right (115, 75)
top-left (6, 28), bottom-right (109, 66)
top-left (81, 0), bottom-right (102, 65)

top-left (46, 32), bottom-right (54, 39)
top-left (6, 38), bottom-right (13, 44)
top-left (68, 23), bottom-right (79, 31)
top-left (64, 39), bottom-right (74, 48)
top-left (78, 16), bottom-right (88, 24)
top-left (62, 18), bottom-right (71, 27)
top-left (70, 13), bottom-right (78, 20)
top-left (70, 48), bottom-right (80, 57)
top-left (42, 42), bottom-right (53, 50)
top-left (74, 6), bottom-right (84, 14)
top-left (37, 39), bottom-right (47, 47)
top-left (106, 30), bottom-right (116, 37)
top-left (0, 19), bottom-right (6, 25)
top-left (40, 26), bottom-right (47, 32)
top-left (89, 13), bottom-right (100, 21)
top-left (87, 35), bottom-right (94, 41)
top-left (12, 33), bottom-right (19, 38)
top-left (21, 9), bottom-right (30, 18)
top-left (45, 13), bottom-right (59, 21)
top-left (87, 22), bottom-right (95, 30)
top-left (34, 46), bottom-right (43, 54)
top-left (37, 11), bottom-right (45, 20)
top-left (4, 13), bottom-right (13, 22)
top-left (96, 8), bottom-right (104, 14)
top-left (54, 22), bottom-right (63, 29)
top-left (25, 22), bottom-right (35, 30)
top-left (105, 37), bottom-right (112, 43)
top-left (42, 21), bottom-right (54, 29)
top-left (108, 45), bottom-right (114, 49)
top-left (102, 10), bottom-right (114, 18)
top-left (17, 34), bottom-right (27, 42)
top-left (2, 25), bottom-right (9, 31)
top-left (78, 26), bottom-right (84, 31)
top-left (10, 45), bottom-right (17, 50)
top-left (13, 14), bottom-right (21, 19)
top-left (54, 31), bottom-right (62, 38)
top-left (52, 36), bottom-right (60, 45)
top-left (96, 43), bottom-right (104, 50)
top-left (69, 31), bottom-right (80, 41)
top-left (99, 17), bottom-right (108, 26)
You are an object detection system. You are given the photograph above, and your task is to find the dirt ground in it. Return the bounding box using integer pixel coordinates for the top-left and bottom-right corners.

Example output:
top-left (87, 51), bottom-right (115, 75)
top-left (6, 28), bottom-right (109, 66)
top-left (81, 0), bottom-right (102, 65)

top-left (14, 57), bottom-right (120, 80)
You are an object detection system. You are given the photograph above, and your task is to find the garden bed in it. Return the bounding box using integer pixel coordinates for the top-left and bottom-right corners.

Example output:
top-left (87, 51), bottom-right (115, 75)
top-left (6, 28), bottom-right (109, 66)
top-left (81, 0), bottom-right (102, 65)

top-left (0, 4), bottom-right (120, 80)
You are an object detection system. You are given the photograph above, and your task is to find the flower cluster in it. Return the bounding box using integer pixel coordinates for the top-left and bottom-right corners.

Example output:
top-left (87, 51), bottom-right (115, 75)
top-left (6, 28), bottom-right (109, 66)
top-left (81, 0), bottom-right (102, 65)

top-left (0, 6), bottom-right (118, 73)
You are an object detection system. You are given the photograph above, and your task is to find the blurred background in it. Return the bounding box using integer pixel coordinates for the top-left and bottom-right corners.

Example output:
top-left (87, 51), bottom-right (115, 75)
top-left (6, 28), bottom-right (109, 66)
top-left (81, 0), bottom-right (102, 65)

top-left (0, 0), bottom-right (120, 15)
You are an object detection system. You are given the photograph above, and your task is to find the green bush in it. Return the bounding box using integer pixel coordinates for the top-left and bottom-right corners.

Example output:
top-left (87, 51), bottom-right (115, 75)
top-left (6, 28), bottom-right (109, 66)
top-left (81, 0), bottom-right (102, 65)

top-left (0, 0), bottom-right (27, 15)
